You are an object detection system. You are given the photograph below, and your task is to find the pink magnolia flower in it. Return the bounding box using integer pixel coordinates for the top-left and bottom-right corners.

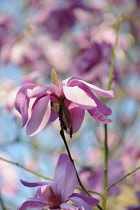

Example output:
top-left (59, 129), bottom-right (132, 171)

top-left (15, 71), bottom-right (114, 136)
top-left (18, 153), bottom-right (99, 210)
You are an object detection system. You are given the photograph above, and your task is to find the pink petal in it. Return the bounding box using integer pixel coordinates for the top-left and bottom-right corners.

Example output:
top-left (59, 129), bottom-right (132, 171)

top-left (69, 196), bottom-right (94, 210)
top-left (26, 95), bottom-right (51, 136)
top-left (18, 198), bottom-right (46, 210)
top-left (63, 76), bottom-right (81, 85)
top-left (27, 85), bottom-right (50, 98)
top-left (70, 193), bottom-right (99, 207)
top-left (20, 94), bottom-right (30, 128)
top-left (88, 108), bottom-right (112, 124)
top-left (63, 86), bottom-right (96, 109)
top-left (62, 162), bottom-right (77, 201)
top-left (68, 79), bottom-right (114, 98)
top-left (15, 83), bottom-right (36, 113)
top-left (77, 84), bottom-right (112, 116)
top-left (20, 180), bottom-right (49, 187)
top-left (48, 108), bottom-right (58, 124)
top-left (64, 100), bottom-right (85, 133)
top-left (54, 154), bottom-right (77, 200)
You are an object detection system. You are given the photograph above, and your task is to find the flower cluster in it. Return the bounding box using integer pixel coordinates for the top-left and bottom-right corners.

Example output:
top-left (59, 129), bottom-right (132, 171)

top-left (15, 70), bottom-right (114, 136)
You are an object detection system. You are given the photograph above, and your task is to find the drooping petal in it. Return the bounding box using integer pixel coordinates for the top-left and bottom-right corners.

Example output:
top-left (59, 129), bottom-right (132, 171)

top-left (27, 85), bottom-right (50, 98)
top-left (63, 86), bottom-right (96, 109)
top-left (75, 83), bottom-right (112, 116)
top-left (15, 83), bottom-right (36, 113)
top-left (69, 196), bottom-right (94, 210)
top-left (20, 180), bottom-right (50, 187)
top-left (88, 108), bottom-right (112, 124)
top-left (26, 95), bottom-right (51, 136)
top-left (15, 84), bottom-right (36, 127)
top-left (60, 202), bottom-right (79, 210)
top-left (68, 78), bottom-right (114, 98)
top-left (70, 193), bottom-right (99, 207)
top-left (64, 100), bottom-right (85, 133)
top-left (54, 154), bottom-right (77, 201)
top-left (18, 198), bottom-right (47, 210)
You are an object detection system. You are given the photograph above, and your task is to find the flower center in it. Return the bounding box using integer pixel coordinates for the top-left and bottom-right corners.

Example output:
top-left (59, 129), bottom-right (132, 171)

top-left (48, 187), bottom-right (62, 208)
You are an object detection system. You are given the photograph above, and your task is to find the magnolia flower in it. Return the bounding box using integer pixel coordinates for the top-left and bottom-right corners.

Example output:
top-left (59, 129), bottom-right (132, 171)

top-left (15, 70), bottom-right (114, 136)
top-left (18, 153), bottom-right (99, 210)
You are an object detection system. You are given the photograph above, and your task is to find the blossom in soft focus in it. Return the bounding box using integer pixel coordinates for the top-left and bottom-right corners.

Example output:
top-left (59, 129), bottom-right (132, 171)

top-left (18, 153), bottom-right (99, 210)
top-left (15, 70), bottom-right (114, 136)
top-left (79, 159), bottom-right (125, 197)
top-left (72, 42), bottom-right (119, 85)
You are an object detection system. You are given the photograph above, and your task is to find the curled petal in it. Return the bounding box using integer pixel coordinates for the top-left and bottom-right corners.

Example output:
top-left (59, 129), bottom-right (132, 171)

top-left (20, 180), bottom-right (49, 187)
top-left (27, 85), bottom-right (50, 98)
top-left (77, 84), bottom-right (112, 116)
top-left (88, 108), bottom-right (112, 124)
top-left (68, 79), bottom-right (114, 98)
top-left (63, 76), bottom-right (81, 85)
top-left (63, 86), bottom-right (96, 109)
top-left (26, 95), bottom-right (51, 136)
top-left (15, 83), bottom-right (36, 113)
top-left (15, 84), bottom-right (36, 128)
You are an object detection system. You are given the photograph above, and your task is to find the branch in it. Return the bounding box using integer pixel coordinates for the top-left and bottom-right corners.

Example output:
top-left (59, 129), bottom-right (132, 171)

top-left (0, 157), bottom-right (53, 181)
top-left (107, 166), bottom-right (140, 190)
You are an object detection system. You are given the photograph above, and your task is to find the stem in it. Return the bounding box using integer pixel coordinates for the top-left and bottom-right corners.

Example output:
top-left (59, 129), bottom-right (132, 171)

top-left (60, 129), bottom-right (90, 196)
top-left (0, 157), bottom-right (103, 197)
top-left (102, 124), bottom-right (108, 210)
top-left (102, 14), bottom-right (125, 209)
top-left (107, 166), bottom-right (140, 190)
top-left (0, 157), bottom-right (53, 181)
top-left (107, 13), bottom-right (125, 91)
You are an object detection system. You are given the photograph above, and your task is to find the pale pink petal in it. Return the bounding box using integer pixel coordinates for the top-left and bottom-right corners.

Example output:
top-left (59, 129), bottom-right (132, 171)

top-left (88, 108), bottom-right (112, 124)
top-left (69, 196), bottom-right (94, 210)
top-left (15, 83), bottom-right (36, 113)
top-left (27, 85), bottom-right (50, 98)
top-left (76, 83), bottom-right (112, 116)
top-left (70, 193), bottom-right (99, 207)
top-left (64, 100), bottom-right (85, 133)
top-left (18, 198), bottom-right (47, 210)
top-left (68, 79), bottom-right (114, 98)
top-left (63, 86), bottom-right (96, 109)
top-left (26, 96), bottom-right (51, 136)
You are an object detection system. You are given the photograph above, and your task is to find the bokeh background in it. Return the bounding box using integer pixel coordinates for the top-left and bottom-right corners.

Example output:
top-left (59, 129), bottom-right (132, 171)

top-left (0, 0), bottom-right (140, 209)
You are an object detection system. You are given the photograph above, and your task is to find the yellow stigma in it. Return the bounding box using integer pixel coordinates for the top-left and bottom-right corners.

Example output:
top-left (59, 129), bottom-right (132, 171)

top-left (51, 68), bottom-right (57, 84)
